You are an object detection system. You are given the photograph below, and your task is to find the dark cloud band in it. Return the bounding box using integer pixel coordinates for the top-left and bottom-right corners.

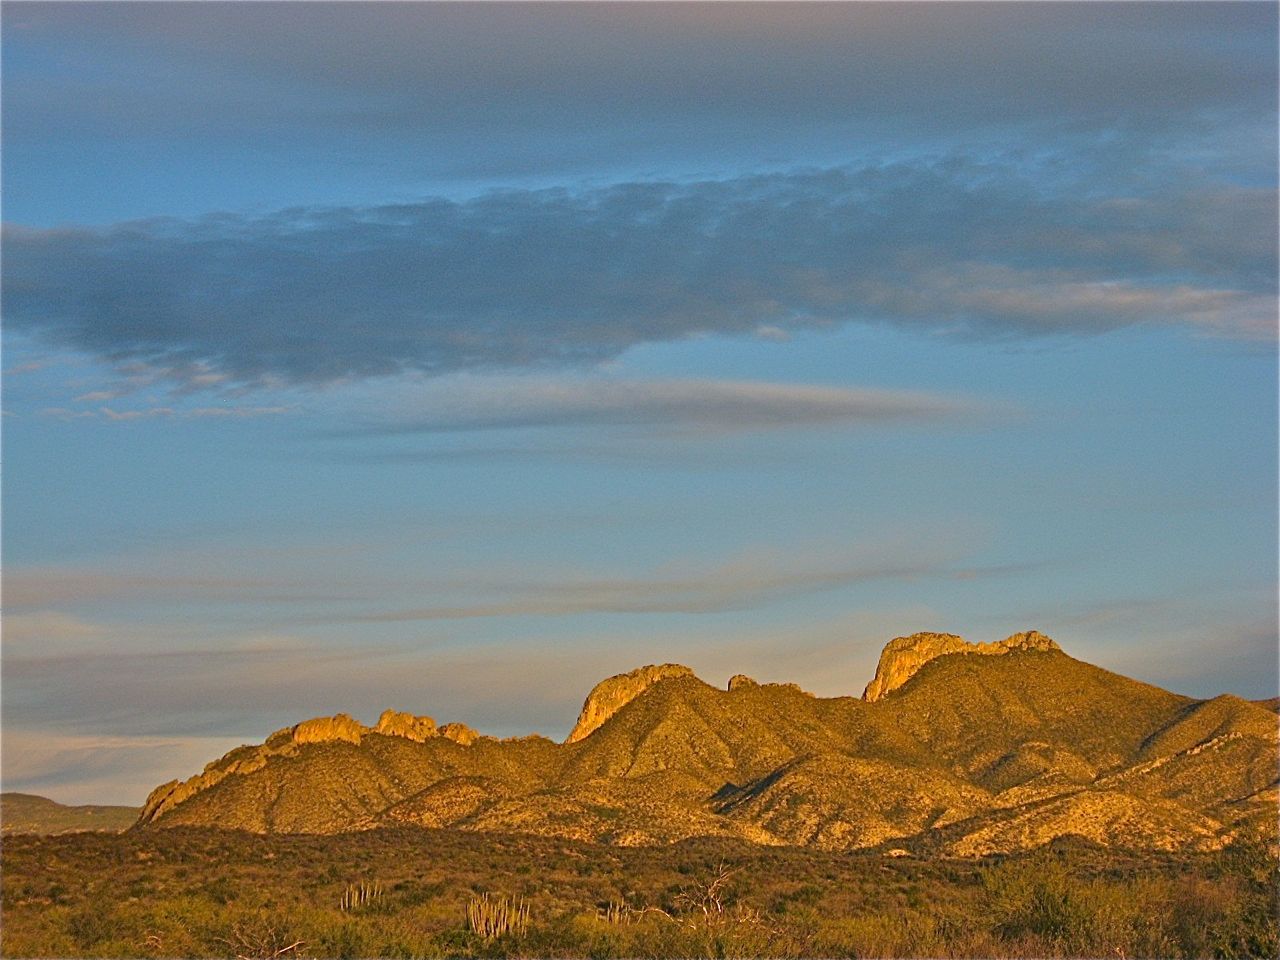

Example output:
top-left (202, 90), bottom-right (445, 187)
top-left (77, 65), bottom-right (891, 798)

top-left (4, 161), bottom-right (1274, 389)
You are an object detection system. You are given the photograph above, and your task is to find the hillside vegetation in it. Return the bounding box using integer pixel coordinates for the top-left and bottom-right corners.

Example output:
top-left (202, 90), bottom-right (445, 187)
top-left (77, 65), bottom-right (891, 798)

top-left (1, 794), bottom-right (138, 836)
top-left (135, 632), bottom-right (1279, 857)
top-left (2, 826), bottom-right (1276, 958)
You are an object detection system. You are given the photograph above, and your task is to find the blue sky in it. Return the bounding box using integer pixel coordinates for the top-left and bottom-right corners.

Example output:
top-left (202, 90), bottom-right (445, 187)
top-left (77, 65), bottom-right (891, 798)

top-left (2, 2), bottom-right (1276, 804)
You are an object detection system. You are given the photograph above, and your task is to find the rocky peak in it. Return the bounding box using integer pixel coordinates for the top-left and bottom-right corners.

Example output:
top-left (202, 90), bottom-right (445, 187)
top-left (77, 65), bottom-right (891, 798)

top-left (863, 630), bottom-right (1060, 702)
top-left (728, 674), bottom-right (759, 691)
top-left (440, 722), bottom-right (480, 746)
top-left (1000, 630), bottom-right (1058, 653)
top-left (566, 663), bottom-right (697, 743)
top-left (375, 710), bottom-right (437, 742)
top-left (291, 713), bottom-right (366, 744)
top-left (764, 681), bottom-right (813, 696)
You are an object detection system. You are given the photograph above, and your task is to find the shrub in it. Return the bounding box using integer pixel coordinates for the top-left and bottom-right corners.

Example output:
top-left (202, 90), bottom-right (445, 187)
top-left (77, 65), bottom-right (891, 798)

top-left (982, 855), bottom-right (1095, 945)
top-left (215, 917), bottom-right (304, 960)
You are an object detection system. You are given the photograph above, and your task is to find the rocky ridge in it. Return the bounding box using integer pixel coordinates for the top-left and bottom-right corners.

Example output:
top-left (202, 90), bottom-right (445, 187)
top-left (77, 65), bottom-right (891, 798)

top-left (135, 630), bottom-right (1279, 857)
top-left (142, 709), bottom-right (449, 822)
top-left (862, 629), bottom-right (1060, 701)
top-left (566, 663), bottom-right (696, 742)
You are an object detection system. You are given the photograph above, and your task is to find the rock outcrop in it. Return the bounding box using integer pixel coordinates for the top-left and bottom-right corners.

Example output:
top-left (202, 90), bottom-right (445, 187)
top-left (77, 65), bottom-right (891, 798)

top-left (140, 710), bottom-right (452, 824)
top-left (566, 663), bottom-right (697, 743)
top-left (375, 710), bottom-right (437, 742)
top-left (863, 630), bottom-right (1060, 702)
top-left (292, 713), bottom-right (366, 744)
top-left (728, 674), bottom-right (759, 691)
top-left (764, 681), bottom-right (812, 696)
top-left (439, 722), bottom-right (479, 746)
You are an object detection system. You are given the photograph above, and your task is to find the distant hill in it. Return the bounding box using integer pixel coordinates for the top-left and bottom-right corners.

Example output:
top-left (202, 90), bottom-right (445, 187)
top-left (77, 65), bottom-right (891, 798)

top-left (1, 793), bottom-right (138, 835)
top-left (135, 630), bottom-right (1279, 856)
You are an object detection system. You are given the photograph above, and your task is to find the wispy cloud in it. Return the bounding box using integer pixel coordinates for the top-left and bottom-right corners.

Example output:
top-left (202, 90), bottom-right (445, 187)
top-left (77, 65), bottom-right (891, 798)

top-left (6, 3), bottom-right (1272, 181)
top-left (6, 591), bottom-right (1273, 805)
top-left (1, 641), bottom-right (588, 747)
top-left (3, 359), bottom-right (49, 376)
top-left (6, 160), bottom-right (1273, 393)
top-left (1076, 618), bottom-right (1279, 700)
top-left (329, 551), bottom-right (1026, 624)
top-left (0, 608), bottom-right (933, 802)
top-left (37, 404), bottom-right (293, 422)
top-left (997, 582), bottom-right (1279, 700)
top-left (2, 529), bottom-right (1007, 667)
top-left (1, 611), bottom-right (101, 649)
top-left (355, 376), bottom-right (975, 436)
top-left (1, 729), bottom-right (248, 806)
top-left (2, 569), bottom-right (358, 610)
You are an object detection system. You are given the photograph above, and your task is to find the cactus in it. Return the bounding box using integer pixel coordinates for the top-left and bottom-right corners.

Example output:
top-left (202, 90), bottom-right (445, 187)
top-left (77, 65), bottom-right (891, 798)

top-left (602, 901), bottom-right (632, 925)
top-left (466, 892), bottom-right (531, 939)
top-left (338, 880), bottom-right (383, 912)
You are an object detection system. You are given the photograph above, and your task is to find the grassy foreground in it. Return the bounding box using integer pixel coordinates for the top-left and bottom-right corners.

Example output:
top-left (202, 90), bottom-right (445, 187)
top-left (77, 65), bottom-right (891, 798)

top-left (2, 827), bottom-right (1276, 959)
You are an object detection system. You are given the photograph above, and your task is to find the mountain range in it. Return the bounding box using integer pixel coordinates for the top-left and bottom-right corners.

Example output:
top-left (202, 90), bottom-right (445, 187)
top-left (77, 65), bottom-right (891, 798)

top-left (1, 793), bottom-right (138, 835)
top-left (135, 630), bottom-right (1279, 856)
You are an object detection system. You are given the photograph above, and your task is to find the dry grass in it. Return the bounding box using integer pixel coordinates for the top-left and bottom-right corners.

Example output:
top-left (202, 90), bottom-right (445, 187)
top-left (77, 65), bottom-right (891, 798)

top-left (0, 826), bottom-right (1274, 958)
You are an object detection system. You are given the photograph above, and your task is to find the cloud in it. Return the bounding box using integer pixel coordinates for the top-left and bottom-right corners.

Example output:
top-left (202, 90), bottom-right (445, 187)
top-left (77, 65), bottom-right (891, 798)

top-left (1, 642), bottom-right (600, 748)
top-left (6, 4), bottom-right (1273, 165)
top-left (34, 407), bottom-right (96, 421)
top-left (996, 582), bottom-right (1279, 701)
top-left (37, 404), bottom-right (292, 422)
top-left (2, 569), bottom-right (357, 610)
top-left (6, 587), bottom-right (1272, 804)
top-left (357, 376), bottom-right (972, 436)
top-left (3, 536), bottom-right (992, 622)
top-left (0, 638), bottom-right (668, 803)
top-left (0, 729), bottom-right (248, 806)
top-left (3, 359), bottom-right (48, 376)
top-left (326, 550), bottom-right (1024, 624)
top-left (1076, 618), bottom-right (1279, 701)
top-left (0, 607), bottom-right (935, 802)
top-left (1, 532), bottom-right (1003, 664)
top-left (1, 611), bottom-right (101, 649)
top-left (4, 160), bottom-right (1274, 391)
top-left (9, 600), bottom-right (1272, 805)
top-left (0, 538), bottom-right (1010, 739)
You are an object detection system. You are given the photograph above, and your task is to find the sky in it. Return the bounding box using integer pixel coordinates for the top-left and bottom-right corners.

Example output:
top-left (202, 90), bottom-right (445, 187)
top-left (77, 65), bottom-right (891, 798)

top-left (1, 1), bottom-right (1277, 805)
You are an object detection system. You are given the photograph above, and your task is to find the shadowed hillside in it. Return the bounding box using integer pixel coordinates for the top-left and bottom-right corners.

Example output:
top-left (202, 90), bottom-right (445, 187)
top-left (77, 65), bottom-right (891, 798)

top-left (135, 631), bottom-right (1279, 856)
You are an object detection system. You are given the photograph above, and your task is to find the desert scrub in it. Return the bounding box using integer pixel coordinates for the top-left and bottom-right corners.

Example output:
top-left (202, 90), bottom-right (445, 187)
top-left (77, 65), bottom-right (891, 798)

top-left (215, 917), bottom-right (304, 960)
top-left (1, 827), bottom-right (1275, 958)
top-left (465, 892), bottom-right (530, 940)
top-left (338, 880), bottom-right (384, 912)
